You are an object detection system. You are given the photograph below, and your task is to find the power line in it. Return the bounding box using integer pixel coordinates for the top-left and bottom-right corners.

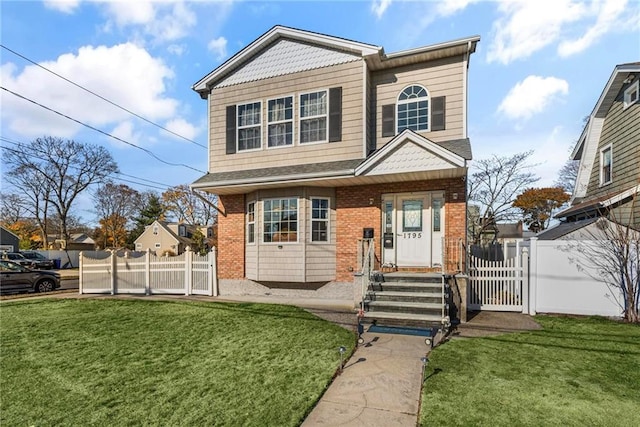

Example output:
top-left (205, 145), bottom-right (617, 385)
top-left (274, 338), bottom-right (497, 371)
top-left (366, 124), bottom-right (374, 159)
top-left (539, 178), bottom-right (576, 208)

top-left (1, 86), bottom-right (206, 174)
top-left (0, 44), bottom-right (207, 149)
top-left (0, 140), bottom-right (174, 191)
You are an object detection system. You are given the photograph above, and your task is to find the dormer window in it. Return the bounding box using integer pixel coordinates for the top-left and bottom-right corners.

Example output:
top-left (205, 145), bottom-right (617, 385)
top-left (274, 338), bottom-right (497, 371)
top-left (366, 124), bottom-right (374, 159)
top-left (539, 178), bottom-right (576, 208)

top-left (178, 224), bottom-right (187, 237)
top-left (397, 85), bottom-right (429, 133)
top-left (600, 145), bottom-right (612, 186)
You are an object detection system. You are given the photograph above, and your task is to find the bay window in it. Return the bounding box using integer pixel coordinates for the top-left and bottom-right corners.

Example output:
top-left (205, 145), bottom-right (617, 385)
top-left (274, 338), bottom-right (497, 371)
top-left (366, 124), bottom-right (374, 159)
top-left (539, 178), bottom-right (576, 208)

top-left (263, 198), bottom-right (298, 243)
top-left (311, 198), bottom-right (329, 242)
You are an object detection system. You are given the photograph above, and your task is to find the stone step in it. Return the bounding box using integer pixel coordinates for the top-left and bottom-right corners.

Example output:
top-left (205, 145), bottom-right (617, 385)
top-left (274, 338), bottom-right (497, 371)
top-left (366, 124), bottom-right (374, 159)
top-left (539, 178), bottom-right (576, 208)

top-left (361, 311), bottom-right (443, 327)
top-left (366, 291), bottom-right (442, 303)
top-left (376, 272), bottom-right (443, 284)
top-left (365, 300), bottom-right (443, 315)
top-left (369, 282), bottom-right (443, 293)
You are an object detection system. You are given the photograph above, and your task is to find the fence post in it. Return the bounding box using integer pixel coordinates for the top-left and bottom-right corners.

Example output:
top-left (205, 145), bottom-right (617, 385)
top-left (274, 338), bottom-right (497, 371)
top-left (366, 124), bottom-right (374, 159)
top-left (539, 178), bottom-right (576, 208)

top-left (79, 251), bottom-right (84, 294)
top-left (185, 246), bottom-right (193, 296)
top-left (145, 249), bottom-right (151, 296)
top-left (528, 237), bottom-right (538, 315)
top-left (210, 247), bottom-right (217, 297)
top-left (522, 247), bottom-right (529, 314)
top-left (110, 250), bottom-right (116, 295)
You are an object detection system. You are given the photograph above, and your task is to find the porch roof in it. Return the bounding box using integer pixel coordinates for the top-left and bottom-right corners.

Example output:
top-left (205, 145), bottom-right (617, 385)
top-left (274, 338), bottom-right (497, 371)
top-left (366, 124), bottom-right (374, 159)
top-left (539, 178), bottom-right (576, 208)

top-left (191, 136), bottom-right (470, 195)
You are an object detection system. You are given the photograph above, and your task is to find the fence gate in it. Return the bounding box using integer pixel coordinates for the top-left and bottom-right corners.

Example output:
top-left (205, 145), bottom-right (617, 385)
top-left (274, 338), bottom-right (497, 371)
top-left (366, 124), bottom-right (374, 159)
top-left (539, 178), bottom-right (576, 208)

top-left (468, 244), bottom-right (529, 312)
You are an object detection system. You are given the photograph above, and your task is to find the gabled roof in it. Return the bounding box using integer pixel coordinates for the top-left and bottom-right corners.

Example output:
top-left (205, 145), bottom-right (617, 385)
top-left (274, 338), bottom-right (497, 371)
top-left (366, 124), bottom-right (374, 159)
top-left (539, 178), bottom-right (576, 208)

top-left (355, 130), bottom-right (467, 176)
top-left (0, 226), bottom-right (20, 240)
top-left (536, 218), bottom-right (599, 240)
top-left (193, 25), bottom-right (479, 97)
top-left (570, 63), bottom-right (640, 200)
top-left (556, 184), bottom-right (640, 219)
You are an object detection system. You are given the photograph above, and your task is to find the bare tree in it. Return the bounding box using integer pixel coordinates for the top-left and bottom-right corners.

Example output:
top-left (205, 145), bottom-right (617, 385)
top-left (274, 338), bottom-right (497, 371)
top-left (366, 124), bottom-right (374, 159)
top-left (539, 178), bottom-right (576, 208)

top-left (93, 183), bottom-right (141, 248)
top-left (162, 184), bottom-right (218, 225)
top-left (468, 151), bottom-right (539, 243)
top-left (567, 196), bottom-right (639, 323)
top-left (0, 193), bottom-right (27, 224)
top-left (3, 136), bottom-right (118, 243)
top-left (554, 159), bottom-right (580, 194)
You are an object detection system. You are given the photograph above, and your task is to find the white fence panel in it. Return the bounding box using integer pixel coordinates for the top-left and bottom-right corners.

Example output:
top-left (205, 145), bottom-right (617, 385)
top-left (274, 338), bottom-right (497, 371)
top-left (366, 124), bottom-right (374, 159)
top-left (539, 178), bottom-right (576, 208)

top-left (80, 248), bottom-right (216, 296)
top-left (529, 239), bottom-right (622, 317)
top-left (468, 250), bottom-right (525, 312)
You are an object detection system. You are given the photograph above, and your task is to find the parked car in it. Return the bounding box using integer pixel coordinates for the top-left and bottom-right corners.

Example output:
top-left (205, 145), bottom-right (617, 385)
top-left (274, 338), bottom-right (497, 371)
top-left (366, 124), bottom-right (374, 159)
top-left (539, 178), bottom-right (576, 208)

top-left (0, 260), bottom-right (61, 293)
top-left (20, 251), bottom-right (55, 270)
top-left (2, 252), bottom-right (35, 268)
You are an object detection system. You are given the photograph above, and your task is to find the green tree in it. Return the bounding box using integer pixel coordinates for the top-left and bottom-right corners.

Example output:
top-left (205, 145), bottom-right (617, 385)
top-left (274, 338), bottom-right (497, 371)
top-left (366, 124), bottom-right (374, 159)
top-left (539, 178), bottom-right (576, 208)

top-left (512, 187), bottom-right (570, 232)
top-left (127, 193), bottom-right (165, 247)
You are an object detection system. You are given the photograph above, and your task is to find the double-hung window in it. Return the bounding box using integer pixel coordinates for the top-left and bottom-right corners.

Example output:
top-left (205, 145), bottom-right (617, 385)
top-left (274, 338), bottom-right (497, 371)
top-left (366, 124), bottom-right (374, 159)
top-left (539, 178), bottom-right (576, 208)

top-left (263, 198), bottom-right (298, 243)
top-left (397, 85), bottom-right (429, 133)
top-left (237, 101), bottom-right (261, 151)
top-left (311, 198), bottom-right (329, 242)
top-left (300, 90), bottom-right (328, 143)
top-left (247, 202), bottom-right (255, 244)
top-left (267, 96), bottom-right (293, 147)
top-left (600, 145), bottom-right (612, 185)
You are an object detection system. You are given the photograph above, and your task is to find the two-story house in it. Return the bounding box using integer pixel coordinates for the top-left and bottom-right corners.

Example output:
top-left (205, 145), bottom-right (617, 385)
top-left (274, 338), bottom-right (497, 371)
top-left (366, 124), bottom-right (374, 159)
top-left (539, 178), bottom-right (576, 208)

top-left (549, 63), bottom-right (640, 239)
top-left (134, 221), bottom-right (213, 255)
top-left (191, 26), bottom-right (479, 303)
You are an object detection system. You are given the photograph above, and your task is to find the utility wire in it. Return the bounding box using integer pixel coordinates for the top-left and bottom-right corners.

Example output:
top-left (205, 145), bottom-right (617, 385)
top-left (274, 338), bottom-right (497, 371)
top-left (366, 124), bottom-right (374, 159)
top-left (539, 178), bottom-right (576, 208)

top-left (1, 86), bottom-right (206, 174)
top-left (0, 44), bottom-right (207, 149)
top-left (1, 140), bottom-right (173, 191)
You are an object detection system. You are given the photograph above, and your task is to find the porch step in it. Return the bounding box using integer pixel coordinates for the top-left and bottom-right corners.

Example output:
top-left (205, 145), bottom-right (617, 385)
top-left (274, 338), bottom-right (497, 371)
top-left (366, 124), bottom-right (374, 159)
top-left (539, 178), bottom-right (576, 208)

top-left (361, 311), bottom-right (443, 328)
top-left (365, 300), bottom-right (442, 315)
top-left (376, 272), bottom-right (442, 284)
top-left (366, 291), bottom-right (441, 303)
top-left (370, 282), bottom-right (442, 293)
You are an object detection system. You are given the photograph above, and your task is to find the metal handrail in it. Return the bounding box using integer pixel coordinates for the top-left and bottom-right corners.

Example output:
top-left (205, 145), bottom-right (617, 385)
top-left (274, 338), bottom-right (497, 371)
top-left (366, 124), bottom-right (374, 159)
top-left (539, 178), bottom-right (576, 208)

top-left (357, 238), bottom-right (375, 313)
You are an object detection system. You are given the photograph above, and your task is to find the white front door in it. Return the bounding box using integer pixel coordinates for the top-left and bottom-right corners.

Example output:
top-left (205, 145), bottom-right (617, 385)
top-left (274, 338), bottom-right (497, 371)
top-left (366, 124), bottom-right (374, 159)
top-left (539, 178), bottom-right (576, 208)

top-left (382, 192), bottom-right (445, 268)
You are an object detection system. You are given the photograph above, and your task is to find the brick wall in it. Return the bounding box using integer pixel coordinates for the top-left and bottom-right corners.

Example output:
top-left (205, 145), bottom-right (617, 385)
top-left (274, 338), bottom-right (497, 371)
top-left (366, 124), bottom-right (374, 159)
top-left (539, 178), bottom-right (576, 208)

top-left (217, 194), bottom-right (245, 279)
top-left (336, 178), bottom-right (466, 281)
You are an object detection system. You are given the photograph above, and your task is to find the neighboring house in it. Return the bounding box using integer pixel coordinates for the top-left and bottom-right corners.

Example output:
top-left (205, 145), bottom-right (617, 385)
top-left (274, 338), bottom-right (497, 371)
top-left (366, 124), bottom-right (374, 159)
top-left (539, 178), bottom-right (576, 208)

top-left (0, 226), bottom-right (20, 252)
top-left (134, 221), bottom-right (212, 255)
top-left (554, 63), bottom-right (640, 233)
top-left (47, 233), bottom-right (96, 250)
top-left (191, 26), bottom-right (479, 297)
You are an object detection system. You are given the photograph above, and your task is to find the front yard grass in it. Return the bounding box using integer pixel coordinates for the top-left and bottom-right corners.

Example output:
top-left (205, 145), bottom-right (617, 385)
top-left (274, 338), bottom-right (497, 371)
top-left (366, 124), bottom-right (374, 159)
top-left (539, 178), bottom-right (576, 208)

top-left (0, 298), bottom-right (354, 426)
top-left (420, 316), bottom-right (640, 426)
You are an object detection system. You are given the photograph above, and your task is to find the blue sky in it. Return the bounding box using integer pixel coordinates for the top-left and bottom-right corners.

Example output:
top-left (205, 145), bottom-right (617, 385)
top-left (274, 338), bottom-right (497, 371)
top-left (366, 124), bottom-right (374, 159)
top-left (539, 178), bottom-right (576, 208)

top-left (1, 0), bottom-right (639, 226)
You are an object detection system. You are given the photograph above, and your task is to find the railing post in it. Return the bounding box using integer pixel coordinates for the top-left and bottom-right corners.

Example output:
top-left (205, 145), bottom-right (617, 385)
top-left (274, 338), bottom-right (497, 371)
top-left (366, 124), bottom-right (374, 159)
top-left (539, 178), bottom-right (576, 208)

top-left (110, 250), bottom-right (116, 295)
top-left (210, 247), bottom-right (217, 297)
top-left (79, 251), bottom-right (84, 295)
top-left (529, 237), bottom-right (538, 315)
top-left (522, 247), bottom-right (529, 314)
top-left (145, 249), bottom-right (151, 295)
top-left (185, 246), bottom-right (192, 296)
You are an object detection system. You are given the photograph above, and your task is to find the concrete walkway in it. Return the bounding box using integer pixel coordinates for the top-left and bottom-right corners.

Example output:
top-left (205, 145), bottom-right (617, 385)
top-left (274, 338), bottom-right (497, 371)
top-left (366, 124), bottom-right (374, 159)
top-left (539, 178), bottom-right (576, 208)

top-left (302, 331), bottom-right (429, 426)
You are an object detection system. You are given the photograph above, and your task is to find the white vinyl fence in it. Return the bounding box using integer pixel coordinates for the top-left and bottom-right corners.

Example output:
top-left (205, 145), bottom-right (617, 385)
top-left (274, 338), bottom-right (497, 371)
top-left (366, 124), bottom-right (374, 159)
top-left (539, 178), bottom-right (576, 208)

top-left (80, 248), bottom-right (217, 296)
top-left (468, 238), bottom-right (623, 318)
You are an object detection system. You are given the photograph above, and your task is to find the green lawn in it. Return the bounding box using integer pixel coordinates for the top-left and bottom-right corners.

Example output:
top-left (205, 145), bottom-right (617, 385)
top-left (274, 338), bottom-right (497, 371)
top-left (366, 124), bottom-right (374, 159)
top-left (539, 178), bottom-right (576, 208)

top-left (0, 299), bottom-right (355, 426)
top-left (420, 316), bottom-right (640, 426)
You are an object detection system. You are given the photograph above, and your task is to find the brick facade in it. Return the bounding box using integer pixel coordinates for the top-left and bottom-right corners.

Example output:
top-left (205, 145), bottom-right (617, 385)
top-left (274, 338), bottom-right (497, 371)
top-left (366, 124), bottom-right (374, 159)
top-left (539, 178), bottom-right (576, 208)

top-left (217, 194), bottom-right (245, 279)
top-left (336, 178), bottom-right (466, 282)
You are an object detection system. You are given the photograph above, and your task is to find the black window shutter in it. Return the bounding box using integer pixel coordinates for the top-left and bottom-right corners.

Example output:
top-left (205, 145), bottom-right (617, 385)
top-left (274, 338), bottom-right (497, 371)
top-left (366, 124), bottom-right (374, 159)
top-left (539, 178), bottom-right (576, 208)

top-left (226, 105), bottom-right (236, 154)
top-left (382, 104), bottom-right (395, 137)
top-left (328, 87), bottom-right (342, 142)
top-left (431, 96), bottom-right (446, 131)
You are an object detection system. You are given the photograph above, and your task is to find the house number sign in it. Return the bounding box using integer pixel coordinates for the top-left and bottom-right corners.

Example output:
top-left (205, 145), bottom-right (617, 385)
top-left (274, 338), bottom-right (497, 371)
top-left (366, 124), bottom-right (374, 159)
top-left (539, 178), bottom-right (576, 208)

top-left (402, 232), bottom-right (423, 239)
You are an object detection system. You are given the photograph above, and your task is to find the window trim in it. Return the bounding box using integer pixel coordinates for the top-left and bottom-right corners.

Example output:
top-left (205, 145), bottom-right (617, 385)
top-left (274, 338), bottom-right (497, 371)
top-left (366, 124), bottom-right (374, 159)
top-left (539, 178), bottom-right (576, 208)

top-left (623, 80), bottom-right (639, 110)
top-left (262, 197), bottom-right (299, 244)
top-left (600, 144), bottom-right (613, 186)
top-left (310, 197), bottom-right (330, 243)
top-left (237, 100), bottom-right (263, 152)
top-left (299, 89), bottom-right (329, 145)
top-left (247, 201), bottom-right (256, 245)
top-left (396, 84), bottom-right (430, 133)
top-left (154, 243), bottom-right (161, 249)
top-left (266, 94), bottom-right (295, 149)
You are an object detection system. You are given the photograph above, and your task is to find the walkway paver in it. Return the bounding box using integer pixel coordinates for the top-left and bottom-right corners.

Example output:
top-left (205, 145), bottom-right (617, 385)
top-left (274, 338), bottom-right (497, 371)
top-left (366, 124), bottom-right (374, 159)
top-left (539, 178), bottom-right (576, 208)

top-left (302, 332), bottom-right (429, 426)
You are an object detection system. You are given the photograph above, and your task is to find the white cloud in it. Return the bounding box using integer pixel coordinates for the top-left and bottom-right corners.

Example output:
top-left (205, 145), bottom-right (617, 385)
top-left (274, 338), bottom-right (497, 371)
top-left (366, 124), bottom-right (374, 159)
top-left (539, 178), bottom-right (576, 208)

top-left (497, 75), bottom-right (569, 121)
top-left (111, 120), bottom-right (142, 147)
top-left (558, 0), bottom-right (629, 57)
top-left (164, 118), bottom-right (199, 141)
top-left (102, 1), bottom-right (197, 43)
top-left (207, 37), bottom-right (228, 61)
top-left (436, 0), bottom-right (481, 16)
top-left (0, 43), bottom-right (179, 141)
top-left (43, 0), bottom-right (81, 14)
top-left (167, 44), bottom-right (186, 56)
top-left (487, 0), bottom-right (587, 64)
top-left (371, 0), bottom-right (393, 19)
